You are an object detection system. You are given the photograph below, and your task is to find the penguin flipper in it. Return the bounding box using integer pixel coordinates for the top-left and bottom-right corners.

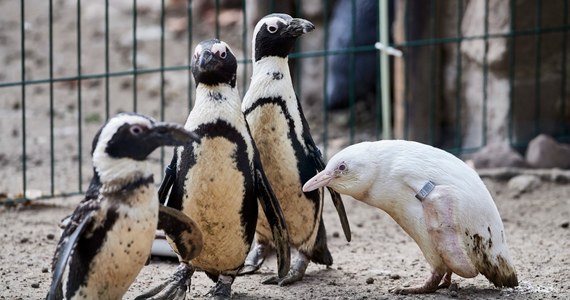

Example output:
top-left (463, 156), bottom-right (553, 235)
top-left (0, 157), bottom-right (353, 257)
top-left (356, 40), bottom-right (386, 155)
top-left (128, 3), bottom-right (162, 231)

top-left (422, 186), bottom-right (479, 278)
top-left (306, 140), bottom-right (351, 242)
top-left (309, 217), bottom-right (333, 266)
top-left (158, 154), bottom-right (178, 205)
top-left (158, 205), bottom-right (203, 263)
top-left (47, 212), bottom-right (93, 300)
top-left (254, 167), bottom-right (291, 278)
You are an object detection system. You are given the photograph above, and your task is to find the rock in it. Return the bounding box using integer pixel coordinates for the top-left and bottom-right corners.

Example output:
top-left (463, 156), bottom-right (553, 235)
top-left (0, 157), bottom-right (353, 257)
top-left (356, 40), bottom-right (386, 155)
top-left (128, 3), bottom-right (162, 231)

top-left (526, 134), bottom-right (570, 169)
top-left (332, 232), bottom-right (340, 238)
top-left (389, 274), bottom-right (401, 280)
top-left (561, 222), bottom-right (569, 229)
top-left (31, 282), bottom-right (39, 288)
top-left (365, 277), bottom-right (374, 284)
top-left (507, 175), bottom-right (541, 195)
top-left (470, 142), bottom-right (527, 169)
top-left (46, 233), bottom-right (55, 240)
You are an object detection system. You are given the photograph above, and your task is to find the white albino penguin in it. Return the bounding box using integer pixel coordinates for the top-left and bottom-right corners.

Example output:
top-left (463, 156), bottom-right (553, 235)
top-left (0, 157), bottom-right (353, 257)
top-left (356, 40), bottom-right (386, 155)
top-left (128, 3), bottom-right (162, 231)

top-left (303, 140), bottom-right (518, 294)
top-left (46, 113), bottom-right (201, 300)
top-left (240, 13), bottom-right (351, 286)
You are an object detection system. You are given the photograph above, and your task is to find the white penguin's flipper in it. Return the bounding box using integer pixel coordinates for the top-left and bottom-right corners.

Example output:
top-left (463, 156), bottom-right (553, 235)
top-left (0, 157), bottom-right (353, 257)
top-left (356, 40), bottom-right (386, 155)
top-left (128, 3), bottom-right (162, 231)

top-left (47, 211), bottom-right (94, 300)
top-left (423, 186), bottom-right (479, 278)
top-left (254, 164), bottom-right (291, 278)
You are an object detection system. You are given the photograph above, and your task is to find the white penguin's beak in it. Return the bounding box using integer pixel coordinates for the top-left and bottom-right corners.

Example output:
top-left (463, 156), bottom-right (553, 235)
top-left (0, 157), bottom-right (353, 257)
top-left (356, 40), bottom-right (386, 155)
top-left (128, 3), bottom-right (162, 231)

top-left (303, 170), bottom-right (334, 192)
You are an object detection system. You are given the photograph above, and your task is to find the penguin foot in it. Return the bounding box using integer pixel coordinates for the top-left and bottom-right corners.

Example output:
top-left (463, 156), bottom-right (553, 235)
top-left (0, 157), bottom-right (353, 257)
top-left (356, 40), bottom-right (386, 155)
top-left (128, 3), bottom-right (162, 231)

top-left (135, 263), bottom-right (194, 300)
top-left (390, 271), bottom-right (444, 294)
top-left (206, 275), bottom-right (233, 300)
top-left (238, 242), bottom-right (270, 276)
top-left (261, 253), bottom-right (309, 286)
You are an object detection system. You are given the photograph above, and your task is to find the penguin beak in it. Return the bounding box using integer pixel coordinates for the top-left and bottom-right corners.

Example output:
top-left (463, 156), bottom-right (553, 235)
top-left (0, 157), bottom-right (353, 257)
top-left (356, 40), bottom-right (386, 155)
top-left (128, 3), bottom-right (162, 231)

top-left (150, 123), bottom-right (201, 146)
top-left (197, 50), bottom-right (214, 70)
top-left (284, 18), bottom-right (315, 37)
top-left (303, 170), bottom-right (334, 192)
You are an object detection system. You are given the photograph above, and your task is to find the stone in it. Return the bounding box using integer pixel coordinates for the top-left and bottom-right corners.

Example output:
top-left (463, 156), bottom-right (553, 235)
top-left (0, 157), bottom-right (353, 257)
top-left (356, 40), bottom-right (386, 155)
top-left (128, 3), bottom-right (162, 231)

top-left (507, 175), bottom-right (541, 195)
top-left (526, 134), bottom-right (570, 169)
top-left (470, 142), bottom-right (527, 169)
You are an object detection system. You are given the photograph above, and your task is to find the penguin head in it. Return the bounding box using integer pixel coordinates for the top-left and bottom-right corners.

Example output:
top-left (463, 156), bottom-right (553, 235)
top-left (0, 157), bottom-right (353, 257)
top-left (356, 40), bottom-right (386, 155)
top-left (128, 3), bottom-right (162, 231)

top-left (302, 143), bottom-right (375, 197)
top-left (252, 13), bottom-right (315, 62)
top-left (191, 39), bottom-right (237, 88)
top-left (91, 113), bottom-right (199, 184)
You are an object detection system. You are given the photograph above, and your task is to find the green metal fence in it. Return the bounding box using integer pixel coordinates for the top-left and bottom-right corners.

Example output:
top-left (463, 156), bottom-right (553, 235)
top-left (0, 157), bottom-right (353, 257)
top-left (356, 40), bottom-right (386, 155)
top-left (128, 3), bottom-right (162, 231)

top-left (0, 0), bottom-right (568, 204)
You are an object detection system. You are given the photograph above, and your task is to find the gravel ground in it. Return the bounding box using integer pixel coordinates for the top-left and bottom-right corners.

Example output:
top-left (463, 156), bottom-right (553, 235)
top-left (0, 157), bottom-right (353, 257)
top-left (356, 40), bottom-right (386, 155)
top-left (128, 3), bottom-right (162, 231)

top-left (1, 178), bottom-right (569, 299)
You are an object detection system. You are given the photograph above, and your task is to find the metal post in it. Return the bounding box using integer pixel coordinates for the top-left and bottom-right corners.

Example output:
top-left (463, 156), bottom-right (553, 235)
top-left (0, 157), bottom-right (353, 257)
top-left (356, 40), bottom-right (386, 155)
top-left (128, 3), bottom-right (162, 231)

top-left (379, 0), bottom-right (392, 139)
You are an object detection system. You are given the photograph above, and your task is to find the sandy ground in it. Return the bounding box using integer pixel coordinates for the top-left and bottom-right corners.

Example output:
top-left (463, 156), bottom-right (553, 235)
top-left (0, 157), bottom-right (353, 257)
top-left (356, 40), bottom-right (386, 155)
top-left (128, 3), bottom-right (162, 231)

top-left (1, 178), bottom-right (569, 299)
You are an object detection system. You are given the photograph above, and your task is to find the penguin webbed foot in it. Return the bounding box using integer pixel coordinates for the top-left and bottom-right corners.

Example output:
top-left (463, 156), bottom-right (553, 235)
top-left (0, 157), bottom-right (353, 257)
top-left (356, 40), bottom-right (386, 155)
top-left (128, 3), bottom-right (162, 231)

top-left (390, 271), bottom-right (446, 294)
top-left (238, 242), bottom-right (270, 276)
top-left (261, 253), bottom-right (309, 286)
top-left (205, 275), bottom-right (233, 300)
top-left (135, 264), bottom-right (194, 300)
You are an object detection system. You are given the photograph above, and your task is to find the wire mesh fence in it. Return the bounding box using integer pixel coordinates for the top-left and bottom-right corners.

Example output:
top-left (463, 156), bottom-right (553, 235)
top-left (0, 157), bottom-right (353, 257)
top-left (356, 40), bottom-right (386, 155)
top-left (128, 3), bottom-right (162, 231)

top-left (0, 0), bottom-right (568, 203)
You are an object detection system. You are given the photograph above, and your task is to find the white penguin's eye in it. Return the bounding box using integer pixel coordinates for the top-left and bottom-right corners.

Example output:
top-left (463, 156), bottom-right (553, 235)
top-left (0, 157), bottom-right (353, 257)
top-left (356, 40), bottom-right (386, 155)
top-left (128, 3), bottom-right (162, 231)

top-left (130, 125), bottom-right (144, 135)
top-left (267, 25), bottom-right (278, 34)
top-left (337, 162), bottom-right (348, 173)
top-left (219, 51), bottom-right (227, 59)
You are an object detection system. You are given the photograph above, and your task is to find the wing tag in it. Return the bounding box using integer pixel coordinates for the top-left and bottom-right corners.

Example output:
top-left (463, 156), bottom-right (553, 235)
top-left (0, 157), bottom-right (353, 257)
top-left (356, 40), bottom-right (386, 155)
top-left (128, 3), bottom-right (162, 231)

top-left (415, 181), bottom-right (436, 201)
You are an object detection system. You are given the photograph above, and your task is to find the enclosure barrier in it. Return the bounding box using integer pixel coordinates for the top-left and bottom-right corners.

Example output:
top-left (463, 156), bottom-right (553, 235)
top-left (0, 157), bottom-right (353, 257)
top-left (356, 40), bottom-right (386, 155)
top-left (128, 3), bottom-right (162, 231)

top-left (0, 0), bottom-right (568, 204)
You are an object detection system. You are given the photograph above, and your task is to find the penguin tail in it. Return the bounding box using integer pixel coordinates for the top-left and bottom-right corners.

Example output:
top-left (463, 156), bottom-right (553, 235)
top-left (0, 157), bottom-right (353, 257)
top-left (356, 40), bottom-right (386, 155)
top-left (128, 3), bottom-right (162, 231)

top-left (481, 255), bottom-right (518, 288)
top-left (309, 218), bottom-right (333, 266)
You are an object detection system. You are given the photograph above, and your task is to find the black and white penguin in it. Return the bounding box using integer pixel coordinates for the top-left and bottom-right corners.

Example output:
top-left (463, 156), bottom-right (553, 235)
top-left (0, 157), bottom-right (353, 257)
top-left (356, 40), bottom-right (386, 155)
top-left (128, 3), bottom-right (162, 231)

top-left (303, 140), bottom-right (519, 294)
top-left (46, 113), bottom-right (201, 300)
top-left (136, 39), bottom-right (290, 300)
top-left (240, 13), bottom-right (351, 286)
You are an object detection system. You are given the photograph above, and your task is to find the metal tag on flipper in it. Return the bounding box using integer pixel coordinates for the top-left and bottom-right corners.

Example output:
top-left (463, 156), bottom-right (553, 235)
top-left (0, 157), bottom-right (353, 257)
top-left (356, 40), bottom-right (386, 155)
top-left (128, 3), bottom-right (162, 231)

top-left (415, 181), bottom-right (435, 201)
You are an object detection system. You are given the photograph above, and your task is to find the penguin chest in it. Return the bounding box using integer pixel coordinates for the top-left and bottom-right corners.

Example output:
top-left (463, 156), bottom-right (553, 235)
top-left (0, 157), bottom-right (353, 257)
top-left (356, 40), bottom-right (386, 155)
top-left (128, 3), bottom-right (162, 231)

top-left (247, 104), bottom-right (319, 247)
top-left (73, 187), bottom-right (158, 299)
top-left (181, 137), bottom-right (253, 272)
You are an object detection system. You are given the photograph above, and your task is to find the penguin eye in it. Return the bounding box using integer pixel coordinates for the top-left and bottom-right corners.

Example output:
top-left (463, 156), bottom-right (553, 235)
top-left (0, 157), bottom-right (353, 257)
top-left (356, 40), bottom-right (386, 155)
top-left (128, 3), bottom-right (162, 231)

top-left (130, 125), bottom-right (144, 136)
top-left (338, 163), bottom-right (347, 172)
top-left (267, 24), bottom-right (278, 34)
top-left (219, 51), bottom-right (227, 59)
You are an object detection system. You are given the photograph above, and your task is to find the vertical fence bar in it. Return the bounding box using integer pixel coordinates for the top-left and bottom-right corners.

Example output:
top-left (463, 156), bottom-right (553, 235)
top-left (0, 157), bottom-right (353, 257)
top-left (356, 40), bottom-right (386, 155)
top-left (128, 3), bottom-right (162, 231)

top-left (105, 0), bottom-right (110, 120)
top-left (429, 0), bottom-right (436, 144)
top-left (187, 0), bottom-right (193, 111)
top-left (375, 11), bottom-right (382, 141)
top-left (533, 0), bottom-right (542, 136)
top-left (323, 0), bottom-right (330, 157)
top-left (294, 0), bottom-right (303, 105)
top-left (242, 0), bottom-right (248, 93)
top-left (49, 0), bottom-right (55, 196)
top-left (482, 0), bottom-right (489, 147)
top-left (160, 0), bottom-right (166, 169)
top-left (349, 0), bottom-right (356, 144)
top-left (76, 0), bottom-right (83, 193)
top-left (562, 0), bottom-right (568, 137)
top-left (133, 0), bottom-right (138, 112)
top-left (508, 0), bottom-right (516, 145)
top-left (20, 0), bottom-right (27, 199)
top-left (403, 0), bottom-right (410, 140)
top-left (454, 0), bottom-right (463, 149)
top-left (379, 0), bottom-right (392, 140)
top-left (215, 0), bottom-right (220, 39)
